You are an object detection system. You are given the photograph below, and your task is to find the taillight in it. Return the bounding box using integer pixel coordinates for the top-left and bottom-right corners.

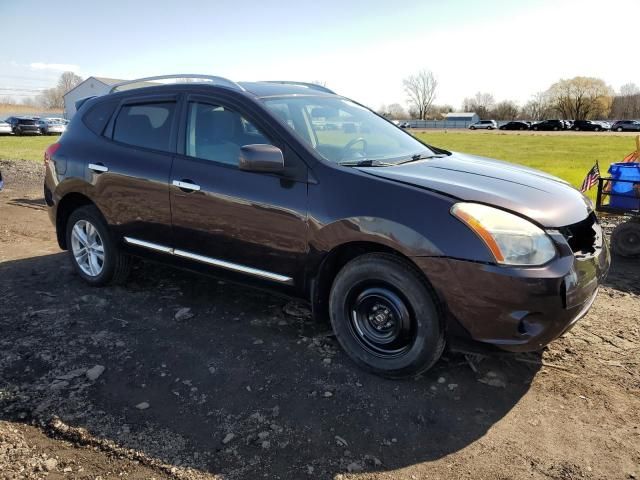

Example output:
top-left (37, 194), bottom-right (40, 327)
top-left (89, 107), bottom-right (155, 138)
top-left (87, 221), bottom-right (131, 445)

top-left (44, 143), bottom-right (61, 166)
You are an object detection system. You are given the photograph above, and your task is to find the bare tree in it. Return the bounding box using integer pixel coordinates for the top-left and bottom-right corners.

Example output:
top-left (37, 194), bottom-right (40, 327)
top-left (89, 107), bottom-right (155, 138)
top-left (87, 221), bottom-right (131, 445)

top-left (403, 70), bottom-right (438, 120)
top-left (520, 92), bottom-right (552, 121)
top-left (58, 71), bottom-right (83, 94)
top-left (545, 77), bottom-right (613, 120)
top-left (462, 92), bottom-right (495, 119)
top-left (37, 71), bottom-right (83, 110)
top-left (610, 83), bottom-right (640, 119)
top-left (38, 88), bottom-right (64, 109)
top-left (492, 100), bottom-right (519, 120)
top-left (428, 104), bottom-right (453, 119)
top-left (387, 103), bottom-right (407, 119)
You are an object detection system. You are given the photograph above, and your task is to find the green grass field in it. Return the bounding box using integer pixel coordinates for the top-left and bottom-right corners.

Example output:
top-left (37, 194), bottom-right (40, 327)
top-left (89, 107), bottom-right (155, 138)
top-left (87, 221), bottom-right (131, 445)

top-left (1, 133), bottom-right (637, 200)
top-left (0, 135), bottom-right (56, 162)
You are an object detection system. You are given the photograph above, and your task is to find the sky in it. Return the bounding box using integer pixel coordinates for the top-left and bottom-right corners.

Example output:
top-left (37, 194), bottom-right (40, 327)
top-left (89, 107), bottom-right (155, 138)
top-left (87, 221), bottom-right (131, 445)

top-left (1, 0), bottom-right (638, 110)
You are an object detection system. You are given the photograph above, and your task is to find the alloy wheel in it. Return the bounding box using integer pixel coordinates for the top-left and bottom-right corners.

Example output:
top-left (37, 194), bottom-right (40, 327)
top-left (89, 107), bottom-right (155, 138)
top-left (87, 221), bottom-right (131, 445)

top-left (70, 219), bottom-right (105, 277)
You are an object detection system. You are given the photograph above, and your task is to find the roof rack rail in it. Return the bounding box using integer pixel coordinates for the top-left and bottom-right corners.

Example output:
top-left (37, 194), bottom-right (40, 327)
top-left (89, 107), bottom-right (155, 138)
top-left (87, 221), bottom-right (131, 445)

top-left (260, 81), bottom-right (336, 94)
top-left (108, 74), bottom-right (246, 94)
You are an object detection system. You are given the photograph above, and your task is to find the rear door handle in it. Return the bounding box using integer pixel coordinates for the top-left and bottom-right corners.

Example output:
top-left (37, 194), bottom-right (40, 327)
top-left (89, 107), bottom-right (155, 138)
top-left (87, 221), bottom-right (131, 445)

top-left (172, 180), bottom-right (201, 192)
top-left (88, 163), bottom-right (108, 173)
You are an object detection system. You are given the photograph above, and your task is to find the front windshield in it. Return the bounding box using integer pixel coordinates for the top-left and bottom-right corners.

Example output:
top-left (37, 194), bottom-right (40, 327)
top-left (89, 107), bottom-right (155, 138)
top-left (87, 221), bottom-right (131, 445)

top-left (262, 96), bottom-right (435, 164)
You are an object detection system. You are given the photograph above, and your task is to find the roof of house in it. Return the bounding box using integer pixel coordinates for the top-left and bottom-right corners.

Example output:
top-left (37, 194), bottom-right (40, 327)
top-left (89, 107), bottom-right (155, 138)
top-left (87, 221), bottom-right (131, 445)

top-left (63, 76), bottom-right (128, 99)
top-left (445, 112), bottom-right (478, 118)
top-left (92, 77), bottom-right (127, 86)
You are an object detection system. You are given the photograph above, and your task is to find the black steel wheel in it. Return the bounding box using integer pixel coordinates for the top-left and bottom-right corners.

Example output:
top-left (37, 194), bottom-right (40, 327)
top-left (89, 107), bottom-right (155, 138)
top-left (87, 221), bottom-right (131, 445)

top-left (329, 253), bottom-right (444, 378)
top-left (611, 220), bottom-right (640, 257)
top-left (347, 285), bottom-right (415, 358)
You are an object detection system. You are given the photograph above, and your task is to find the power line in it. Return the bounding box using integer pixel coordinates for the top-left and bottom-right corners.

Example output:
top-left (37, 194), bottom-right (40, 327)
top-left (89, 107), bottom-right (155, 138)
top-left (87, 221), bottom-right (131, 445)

top-left (0, 88), bottom-right (48, 93)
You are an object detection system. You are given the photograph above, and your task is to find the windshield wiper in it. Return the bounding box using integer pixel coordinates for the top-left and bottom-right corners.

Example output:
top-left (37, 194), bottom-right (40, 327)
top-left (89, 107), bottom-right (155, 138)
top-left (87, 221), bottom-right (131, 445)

top-left (395, 153), bottom-right (447, 165)
top-left (337, 159), bottom-right (395, 167)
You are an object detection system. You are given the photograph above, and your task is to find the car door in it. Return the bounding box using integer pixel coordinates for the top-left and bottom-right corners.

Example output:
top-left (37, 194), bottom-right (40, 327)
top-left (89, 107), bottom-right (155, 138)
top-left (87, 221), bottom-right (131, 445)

top-left (169, 95), bottom-right (309, 287)
top-left (91, 95), bottom-right (177, 247)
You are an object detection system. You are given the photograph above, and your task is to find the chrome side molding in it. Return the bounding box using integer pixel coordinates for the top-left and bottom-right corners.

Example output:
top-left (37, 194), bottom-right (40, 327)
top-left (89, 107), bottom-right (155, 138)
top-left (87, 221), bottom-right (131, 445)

top-left (123, 237), bottom-right (173, 253)
top-left (173, 249), bottom-right (292, 283)
top-left (123, 237), bottom-right (292, 284)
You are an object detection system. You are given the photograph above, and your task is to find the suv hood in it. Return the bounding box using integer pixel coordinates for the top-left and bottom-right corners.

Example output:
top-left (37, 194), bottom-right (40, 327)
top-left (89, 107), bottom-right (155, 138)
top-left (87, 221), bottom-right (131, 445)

top-left (360, 152), bottom-right (591, 228)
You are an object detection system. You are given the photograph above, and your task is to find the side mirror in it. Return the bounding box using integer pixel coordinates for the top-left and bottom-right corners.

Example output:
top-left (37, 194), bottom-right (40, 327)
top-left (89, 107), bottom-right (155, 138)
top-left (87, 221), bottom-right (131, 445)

top-left (239, 144), bottom-right (284, 173)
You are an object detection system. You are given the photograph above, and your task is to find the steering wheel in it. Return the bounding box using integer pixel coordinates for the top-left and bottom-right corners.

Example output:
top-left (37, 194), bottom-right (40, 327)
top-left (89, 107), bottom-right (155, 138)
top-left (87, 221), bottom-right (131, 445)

top-left (342, 137), bottom-right (368, 158)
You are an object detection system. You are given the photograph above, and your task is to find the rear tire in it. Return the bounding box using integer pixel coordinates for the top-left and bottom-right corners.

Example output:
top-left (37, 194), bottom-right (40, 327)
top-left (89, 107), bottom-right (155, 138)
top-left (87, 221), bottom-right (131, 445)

top-left (329, 253), bottom-right (444, 378)
top-left (611, 221), bottom-right (640, 257)
top-left (65, 205), bottom-right (131, 286)
top-left (616, 127), bottom-right (623, 132)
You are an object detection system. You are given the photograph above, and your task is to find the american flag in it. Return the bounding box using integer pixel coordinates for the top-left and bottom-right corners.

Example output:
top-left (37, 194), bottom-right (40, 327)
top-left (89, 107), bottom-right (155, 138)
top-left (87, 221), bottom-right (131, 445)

top-left (580, 162), bottom-right (600, 192)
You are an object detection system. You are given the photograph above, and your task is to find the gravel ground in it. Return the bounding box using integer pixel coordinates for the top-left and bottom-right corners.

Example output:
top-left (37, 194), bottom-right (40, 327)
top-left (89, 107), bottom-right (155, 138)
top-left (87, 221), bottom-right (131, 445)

top-left (0, 159), bottom-right (638, 479)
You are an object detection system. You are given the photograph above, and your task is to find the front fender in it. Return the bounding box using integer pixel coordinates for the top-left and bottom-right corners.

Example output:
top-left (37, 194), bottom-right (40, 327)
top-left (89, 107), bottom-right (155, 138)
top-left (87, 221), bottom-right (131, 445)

top-left (309, 216), bottom-right (442, 258)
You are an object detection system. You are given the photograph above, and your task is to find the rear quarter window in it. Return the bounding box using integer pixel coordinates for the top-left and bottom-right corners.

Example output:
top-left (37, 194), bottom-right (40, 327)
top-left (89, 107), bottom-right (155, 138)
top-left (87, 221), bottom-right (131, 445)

top-left (83, 100), bottom-right (118, 135)
top-left (112, 102), bottom-right (176, 152)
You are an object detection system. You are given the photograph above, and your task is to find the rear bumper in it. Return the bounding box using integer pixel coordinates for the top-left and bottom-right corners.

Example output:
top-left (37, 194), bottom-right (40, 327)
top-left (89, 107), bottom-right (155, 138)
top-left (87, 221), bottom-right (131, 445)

top-left (415, 239), bottom-right (610, 352)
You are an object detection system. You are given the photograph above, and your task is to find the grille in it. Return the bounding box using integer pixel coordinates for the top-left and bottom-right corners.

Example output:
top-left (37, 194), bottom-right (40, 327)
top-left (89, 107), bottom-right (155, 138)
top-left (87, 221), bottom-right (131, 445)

top-left (560, 213), bottom-right (599, 256)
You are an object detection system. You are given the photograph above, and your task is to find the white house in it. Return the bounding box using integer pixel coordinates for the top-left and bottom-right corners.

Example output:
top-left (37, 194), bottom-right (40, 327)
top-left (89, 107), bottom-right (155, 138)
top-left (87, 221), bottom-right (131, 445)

top-left (63, 77), bottom-right (125, 119)
top-left (445, 112), bottom-right (480, 123)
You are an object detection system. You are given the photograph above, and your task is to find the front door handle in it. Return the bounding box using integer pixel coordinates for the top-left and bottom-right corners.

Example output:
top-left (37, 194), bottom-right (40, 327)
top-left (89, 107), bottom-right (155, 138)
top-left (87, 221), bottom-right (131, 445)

top-left (172, 180), bottom-right (201, 192)
top-left (88, 163), bottom-right (108, 173)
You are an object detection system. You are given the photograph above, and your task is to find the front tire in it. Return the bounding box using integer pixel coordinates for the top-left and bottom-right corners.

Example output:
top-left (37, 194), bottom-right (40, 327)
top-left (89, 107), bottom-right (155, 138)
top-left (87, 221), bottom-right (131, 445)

top-left (329, 253), bottom-right (444, 378)
top-left (66, 205), bottom-right (131, 286)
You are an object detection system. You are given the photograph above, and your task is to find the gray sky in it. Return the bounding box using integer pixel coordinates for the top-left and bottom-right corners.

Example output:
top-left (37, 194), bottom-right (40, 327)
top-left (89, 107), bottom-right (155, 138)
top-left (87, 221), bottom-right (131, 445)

top-left (1, 0), bottom-right (638, 109)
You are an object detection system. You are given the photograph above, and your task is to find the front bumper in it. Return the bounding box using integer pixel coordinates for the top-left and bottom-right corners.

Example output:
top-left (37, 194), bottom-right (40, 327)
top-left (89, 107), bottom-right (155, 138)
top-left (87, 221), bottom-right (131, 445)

top-left (415, 236), bottom-right (610, 352)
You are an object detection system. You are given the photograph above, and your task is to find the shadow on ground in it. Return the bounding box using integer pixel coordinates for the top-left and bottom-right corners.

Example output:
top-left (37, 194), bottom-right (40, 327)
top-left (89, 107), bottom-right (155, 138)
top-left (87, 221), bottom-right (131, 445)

top-left (0, 253), bottom-right (542, 478)
top-left (7, 197), bottom-right (46, 210)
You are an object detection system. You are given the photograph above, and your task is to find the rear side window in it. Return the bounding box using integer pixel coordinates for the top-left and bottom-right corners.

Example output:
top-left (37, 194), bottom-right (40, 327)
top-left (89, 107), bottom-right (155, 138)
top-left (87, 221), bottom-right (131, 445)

top-left (113, 102), bottom-right (176, 152)
top-left (83, 100), bottom-right (118, 135)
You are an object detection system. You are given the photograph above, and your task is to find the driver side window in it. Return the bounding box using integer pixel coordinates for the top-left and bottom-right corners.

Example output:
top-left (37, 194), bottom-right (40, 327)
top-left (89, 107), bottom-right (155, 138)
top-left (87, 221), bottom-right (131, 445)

top-left (185, 102), bottom-right (272, 166)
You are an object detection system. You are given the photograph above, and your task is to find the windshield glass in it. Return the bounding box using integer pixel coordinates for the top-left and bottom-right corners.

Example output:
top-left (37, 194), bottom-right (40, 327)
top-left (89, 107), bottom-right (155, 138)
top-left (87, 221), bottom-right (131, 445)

top-left (262, 96), bottom-right (435, 164)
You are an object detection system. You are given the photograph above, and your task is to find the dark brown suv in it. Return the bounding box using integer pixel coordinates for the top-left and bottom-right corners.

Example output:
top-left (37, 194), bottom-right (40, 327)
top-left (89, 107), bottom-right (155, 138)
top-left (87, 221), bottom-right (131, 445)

top-left (43, 75), bottom-right (610, 378)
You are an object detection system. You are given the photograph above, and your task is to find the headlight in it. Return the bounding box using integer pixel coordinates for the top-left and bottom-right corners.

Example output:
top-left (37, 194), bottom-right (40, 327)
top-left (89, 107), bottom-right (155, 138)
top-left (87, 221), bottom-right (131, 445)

top-left (451, 203), bottom-right (556, 266)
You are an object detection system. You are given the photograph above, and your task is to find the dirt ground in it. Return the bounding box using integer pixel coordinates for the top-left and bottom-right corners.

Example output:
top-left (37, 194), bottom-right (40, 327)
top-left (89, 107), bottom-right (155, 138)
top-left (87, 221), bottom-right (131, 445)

top-left (0, 159), bottom-right (638, 480)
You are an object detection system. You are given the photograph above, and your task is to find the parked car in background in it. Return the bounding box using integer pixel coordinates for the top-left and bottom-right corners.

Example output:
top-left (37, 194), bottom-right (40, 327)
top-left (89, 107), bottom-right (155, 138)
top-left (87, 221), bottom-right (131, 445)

top-left (611, 120), bottom-right (640, 132)
top-left (469, 120), bottom-right (497, 130)
top-left (399, 121), bottom-right (410, 129)
top-left (43, 74), bottom-right (609, 378)
top-left (531, 119), bottom-right (565, 131)
top-left (0, 120), bottom-right (13, 135)
top-left (5, 117), bottom-right (40, 135)
top-left (572, 120), bottom-right (605, 132)
top-left (37, 118), bottom-right (67, 135)
top-left (499, 121), bottom-right (529, 131)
